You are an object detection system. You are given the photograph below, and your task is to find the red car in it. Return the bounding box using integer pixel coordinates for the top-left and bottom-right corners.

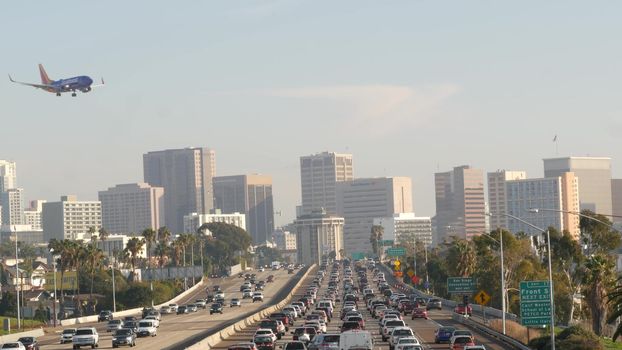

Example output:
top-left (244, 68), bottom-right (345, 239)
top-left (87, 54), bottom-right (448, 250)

top-left (450, 335), bottom-right (475, 349)
top-left (399, 301), bottom-right (415, 315)
top-left (453, 304), bottom-right (472, 316)
top-left (411, 307), bottom-right (429, 320)
top-left (229, 343), bottom-right (258, 350)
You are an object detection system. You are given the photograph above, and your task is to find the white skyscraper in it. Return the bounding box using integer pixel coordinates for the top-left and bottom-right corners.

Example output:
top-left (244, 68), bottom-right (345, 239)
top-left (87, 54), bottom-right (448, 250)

top-left (294, 210), bottom-right (344, 265)
top-left (42, 195), bottom-right (102, 241)
top-left (487, 170), bottom-right (527, 229)
top-left (0, 160), bottom-right (17, 193)
top-left (300, 152), bottom-right (353, 215)
top-left (98, 183), bottom-right (165, 234)
top-left (0, 188), bottom-right (24, 227)
top-left (23, 200), bottom-right (46, 230)
top-left (373, 213), bottom-right (433, 247)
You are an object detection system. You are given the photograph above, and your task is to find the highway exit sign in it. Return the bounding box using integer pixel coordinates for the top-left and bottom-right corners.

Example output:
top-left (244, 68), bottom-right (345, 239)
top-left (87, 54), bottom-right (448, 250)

top-left (447, 277), bottom-right (476, 294)
top-left (387, 247), bottom-right (406, 257)
top-left (520, 280), bottom-right (551, 326)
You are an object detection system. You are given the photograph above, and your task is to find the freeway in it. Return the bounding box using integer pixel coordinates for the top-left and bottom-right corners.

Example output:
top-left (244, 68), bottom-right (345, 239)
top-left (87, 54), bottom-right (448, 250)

top-left (210, 262), bottom-right (516, 350)
top-left (38, 268), bottom-right (297, 350)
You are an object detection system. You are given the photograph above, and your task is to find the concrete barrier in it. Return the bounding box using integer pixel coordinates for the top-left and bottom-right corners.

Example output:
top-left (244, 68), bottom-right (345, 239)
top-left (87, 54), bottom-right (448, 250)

top-left (0, 328), bottom-right (44, 344)
top-left (452, 313), bottom-right (531, 350)
top-left (186, 264), bottom-right (316, 350)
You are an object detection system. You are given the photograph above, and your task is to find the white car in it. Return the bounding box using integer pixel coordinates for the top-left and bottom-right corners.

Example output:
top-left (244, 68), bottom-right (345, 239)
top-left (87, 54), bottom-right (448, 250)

top-left (243, 289), bottom-right (253, 298)
top-left (168, 303), bottom-right (179, 312)
top-left (389, 327), bottom-right (415, 350)
top-left (72, 327), bottom-right (100, 349)
top-left (305, 320), bottom-right (326, 333)
top-left (215, 291), bottom-right (225, 299)
top-left (143, 315), bottom-right (160, 327)
top-left (283, 306), bottom-right (298, 319)
top-left (0, 343), bottom-right (26, 350)
top-left (160, 305), bottom-right (173, 314)
top-left (379, 314), bottom-right (400, 326)
top-left (394, 336), bottom-right (421, 350)
top-left (381, 320), bottom-right (406, 341)
top-left (254, 328), bottom-right (278, 342)
top-left (259, 267), bottom-right (265, 272)
top-left (464, 346), bottom-right (486, 350)
top-left (60, 328), bottom-right (77, 344)
top-left (137, 320), bottom-right (157, 337)
top-left (253, 292), bottom-right (264, 302)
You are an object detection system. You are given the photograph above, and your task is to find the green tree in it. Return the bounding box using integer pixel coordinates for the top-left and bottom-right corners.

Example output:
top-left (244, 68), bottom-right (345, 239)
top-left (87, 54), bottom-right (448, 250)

top-left (154, 242), bottom-right (169, 268)
top-left (256, 246), bottom-right (283, 267)
top-left (584, 254), bottom-right (616, 335)
top-left (200, 222), bottom-right (252, 273)
top-left (581, 210), bottom-right (621, 254)
top-left (370, 225), bottom-right (384, 255)
top-left (124, 237), bottom-right (145, 281)
top-left (548, 228), bottom-right (585, 324)
top-left (446, 238), bottom-right (476, 277)
top-left (157, 226), bottom-right (171, 243)
top-left (98, 227), bottom-right (109, 242)
top-left (142, 228), bottom-right (157, 268)
top-left (84, 243), bottom-right (105, 307)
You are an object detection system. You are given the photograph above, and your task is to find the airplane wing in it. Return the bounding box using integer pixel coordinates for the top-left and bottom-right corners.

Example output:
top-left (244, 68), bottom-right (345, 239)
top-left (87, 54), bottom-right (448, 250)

top-left (8, 74), bottom-right (54, 89)
top-left (90, 77), bottom-right (105, 88)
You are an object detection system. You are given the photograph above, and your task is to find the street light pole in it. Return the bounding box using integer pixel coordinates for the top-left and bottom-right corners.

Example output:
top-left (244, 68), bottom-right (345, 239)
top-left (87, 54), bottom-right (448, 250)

top-left (111, 258), bottom-right (117, 313)
top-left (479, 225), bottom-right (506, 335)
top-left (15, 230), bottom-right (21, 330)
top-left (50, 249), bottom-right (58, 328)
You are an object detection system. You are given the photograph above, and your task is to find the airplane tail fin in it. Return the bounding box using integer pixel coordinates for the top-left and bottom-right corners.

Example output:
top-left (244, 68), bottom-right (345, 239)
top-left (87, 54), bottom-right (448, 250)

top-left (38, 64), bottom-right (52, 84)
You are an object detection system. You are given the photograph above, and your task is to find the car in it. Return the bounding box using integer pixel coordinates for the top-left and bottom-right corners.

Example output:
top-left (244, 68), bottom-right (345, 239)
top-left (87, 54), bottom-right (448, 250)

top-left (426, 298), bottom-right (442, 310)
top-left (338, 330), bottom-right (373, 350)
top-left (253, 292), bottom-right (264, 302)
top-left (16, 337), bottom-right (39, 350)
top-left (411, 308), bottom-right (428, 320)
top-left (345, 315), bottom-right (365, 329)
top-left (242, 289), bottom-right (253, 298)
top-left (137, 320), bottom-right (157, 337)
top-left (451, 330), bottom-right (475, 343)
top-left (144, 315), bottom-right (160, 327)
top-left (0, 343), bottom-right (25, 350)
top-left (394, 337), bottom-right (420, 350)
top-left (463, 347), bottom-right (486, 350)
top-left (307, 333), bottom-right (339, 350)
top-left (112, 328), bottom-right (137, 348)
top-left (450, 335), bottom-right (475, 350)
top-left (399, 301), bottom-right (415, 315)
top-left (453, 304), bottom-right (473, 316)
top-left (186, 304), bottom-right (198, 312)
top-left (381, 320), bottom-right (406, 341)
top-left (228, 343), bottom-right (258, 350)
top-left (72, 327), bottom-right (99, 349)
top-left (291, 327), bottom-right (314, 343)
top-left (195, 299), bottom-right (208, 308)
top-left (215, 291), bottom-right (225, 299)
top-left (254, 329), bottom-right (278, 343)
top-left (168, 303), bottom-right (179, 312)
top-left (210, 303), bottom-right (224, 314)
top-left (123, 321), bottom-right (139, 333)
top-left (267, 275), bottom-right (275, 283)
top-left (388, 327), bottom-right (415, 350)
top-left (60, 328), bottom-right (77, 344)
top-left (106, 319), bottom-right (124, 332)
top-left (434, 326), bottom-right (456, 343)
top-left (254, 335), bottom-right (276, 350)
top-left (230, 298), bottom-right (242, 307)
top-left (340, 321), bottom-right (361, 332)
top-left (282, 341), bottom-right (307, 350)
top-left (260, 319), bottom-right (286, 338)
top-left (213, 285), bottom-right (222, 292)
top-left (177, 305), bottom-right (188, 314)
top-left (160, 305), bottom-right (172, 314)
top-left (258, 267), bottom-right (265, 272)
top-left (288, 268), bottom-right (295, 274)
top-left (98, 310), bottom-right (113, 322)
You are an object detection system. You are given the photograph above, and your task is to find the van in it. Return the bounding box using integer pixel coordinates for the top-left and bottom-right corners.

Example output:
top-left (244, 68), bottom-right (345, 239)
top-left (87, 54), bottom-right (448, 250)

top-left (338, 330), bottom-right (373, 350)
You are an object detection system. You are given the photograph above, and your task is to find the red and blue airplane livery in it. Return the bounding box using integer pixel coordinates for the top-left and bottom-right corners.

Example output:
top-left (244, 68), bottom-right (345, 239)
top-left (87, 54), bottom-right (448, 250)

top-left (9, 64), bottom-right (104, 97)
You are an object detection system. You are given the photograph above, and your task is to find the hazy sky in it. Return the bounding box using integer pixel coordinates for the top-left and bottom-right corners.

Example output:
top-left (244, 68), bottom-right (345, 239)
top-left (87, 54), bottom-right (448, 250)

top-left (2, 2), bottom-right (622, 226)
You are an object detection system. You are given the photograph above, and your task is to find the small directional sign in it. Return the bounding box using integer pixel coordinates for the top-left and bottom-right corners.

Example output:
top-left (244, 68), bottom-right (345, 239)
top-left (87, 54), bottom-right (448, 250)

top-left (406, 269), bottom-right (415, 277)
top-left (411, 275), bottom-right (420, 284)
top-left (394, 271), bottom-right (403, 277)
top-left (394, 260), bottom-right (401, 271)
top-left (474, 290), bottom-right (491, 305)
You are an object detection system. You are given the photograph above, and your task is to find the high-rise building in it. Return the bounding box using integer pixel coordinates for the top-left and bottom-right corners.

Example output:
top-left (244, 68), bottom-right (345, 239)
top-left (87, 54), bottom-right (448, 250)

top-left (373, 213), bottom-right (433, 247)
top-left (183, 211), bottom-right (246, 233)
top-left (487, 170), bottom-right (527, 229)
top-left (98, 183), bottom-right (165, 234)
top-left (612, 179), bottom-right (622, 224)
top-left (434, 165), bottom-right (486, 243)
top-left (294, 210), bottom-right (344, 265)
top-left (23, 200), bottom-right (46, 230)
top-left (143, 147), bottom-right (215, 233)
top-left (0, 188), bottom-right (24, 227)
top-left (300, 152), bottom-right (353, 215)
top-left (544, 157), bottom-right (612, 216)
top-left (213, 174), bottom-right (274, 244)
top-left (273, 229), bottom-right (297, 251)
top-left (337, 177), bottom-right (413, 255)
top-left (42, 195), bottom-right (102, 241)
top-left (506, 172), bottom-right (580, 239)
top-left (0, 160), bottom-right (17, 193)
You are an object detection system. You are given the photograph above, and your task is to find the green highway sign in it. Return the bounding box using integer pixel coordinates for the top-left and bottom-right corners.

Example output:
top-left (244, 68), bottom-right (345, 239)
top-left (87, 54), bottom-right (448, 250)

top-left (447, 277), bottom-right (476, 294)
top-left (381, 240), bottom-right (394, 245)
top-left (386, 247), bottom-right (406, 257)
top-left (520, 280), bottom-right (551, 326)
top-left (351, 252), bottom-right (365, 260)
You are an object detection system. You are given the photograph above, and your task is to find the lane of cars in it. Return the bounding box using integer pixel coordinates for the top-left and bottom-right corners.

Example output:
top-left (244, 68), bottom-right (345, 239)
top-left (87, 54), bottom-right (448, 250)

top-left (212, 259), bottom-right (510, 350)
top-left (32, 267), bottom-right (297, 350)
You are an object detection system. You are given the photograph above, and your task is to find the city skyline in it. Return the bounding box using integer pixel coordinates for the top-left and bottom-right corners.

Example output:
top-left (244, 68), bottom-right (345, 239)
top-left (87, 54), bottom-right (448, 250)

top-left (3, 2), bottom-right (622, 226)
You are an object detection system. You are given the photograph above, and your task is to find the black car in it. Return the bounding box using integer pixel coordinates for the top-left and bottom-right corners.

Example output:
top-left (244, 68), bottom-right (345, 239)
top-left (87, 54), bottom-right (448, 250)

top-left (112, 328), bottom-right (136, 348)
top-left (210, 303), bottom-right (223, 314)
top-left (123, 321), bottom-right (139, 333)
top-left (213, 285), bottom-right (222, 292)
top-left (206, 294), bottom-right (214, 302)
top-left (177, 305), bottom-right (188, 314)
top-left (98, 310), bottom-right (113, 322)
top-left (17, 337), bottom-right (39, 350)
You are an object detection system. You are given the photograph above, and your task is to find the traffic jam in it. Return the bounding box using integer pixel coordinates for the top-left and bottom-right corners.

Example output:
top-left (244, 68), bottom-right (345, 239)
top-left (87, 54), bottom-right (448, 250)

top-left (226, 259), bottom-right (486, 350)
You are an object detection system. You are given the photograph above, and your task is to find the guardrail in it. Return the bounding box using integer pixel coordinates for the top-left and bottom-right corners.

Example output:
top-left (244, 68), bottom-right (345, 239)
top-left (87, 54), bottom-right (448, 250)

top-left (60, 277), bottom-right (207, 326)
top-left (380, 264), bottom-right (531, 349)
top-left (185, 264), bottom-right (317, 350)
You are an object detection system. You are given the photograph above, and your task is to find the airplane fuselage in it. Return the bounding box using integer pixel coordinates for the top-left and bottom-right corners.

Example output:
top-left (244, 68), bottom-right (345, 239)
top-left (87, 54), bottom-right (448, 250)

top-left (48, 75), bottom-right (94, 93)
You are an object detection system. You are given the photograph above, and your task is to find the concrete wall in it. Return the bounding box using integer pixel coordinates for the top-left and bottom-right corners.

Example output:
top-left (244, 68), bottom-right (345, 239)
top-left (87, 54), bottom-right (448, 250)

top-left (0, 328), bottom-right (45, 344)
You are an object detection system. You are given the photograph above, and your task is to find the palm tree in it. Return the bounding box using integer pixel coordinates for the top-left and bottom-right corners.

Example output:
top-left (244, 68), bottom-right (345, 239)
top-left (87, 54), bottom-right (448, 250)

top-left (124, 237), bottom-right (145, 281)
top-left (447, 239), bottom-right (477, 277)
top-left (584, 254), bottom-right (616, 335)
top-left (171, 239), bottom-right (184, 267)
top-left (370, 225), bottom-right (384, 256)
top-left (142, 228), bottom-right (157, 268)
top-left (98, 227), bottom-right (109, 242)
top-left (154, 242), bottom-right (169, 268)
top-left (158, 226), bottom-right (171, 244)
top-left (84, 244), bottom-right (104, 302)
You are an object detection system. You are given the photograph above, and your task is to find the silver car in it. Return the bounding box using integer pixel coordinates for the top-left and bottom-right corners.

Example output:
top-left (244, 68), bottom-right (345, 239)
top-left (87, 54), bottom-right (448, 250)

top-left (106, 319), bottom-right (123, 332)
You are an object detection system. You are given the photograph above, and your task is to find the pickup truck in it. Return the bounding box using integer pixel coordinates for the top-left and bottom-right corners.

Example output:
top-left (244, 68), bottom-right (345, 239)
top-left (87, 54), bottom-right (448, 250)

top-left (72, 327), bottom-right (99, 349)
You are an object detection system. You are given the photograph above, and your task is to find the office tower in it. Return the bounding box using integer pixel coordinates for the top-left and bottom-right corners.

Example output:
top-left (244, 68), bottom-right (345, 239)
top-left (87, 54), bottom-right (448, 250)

top-left (183, 211), bottom-right (246, 233)
top-left (143, 147), bottom-right (215, 233)
top-left (0, 160), bottom-right (17, 193)
top-left (434, 165), bottom-right (486, 243)
top-left (294, 210), bottom-right (344, 265)
top-left (612, 179), bottom-right (622, 224)
top-left (544, 157), bottom-right (612, 215)
top-left (506, 172), bottom-right (580, 239)
top-left (98, 183), bottom-right (165, 234)
top-left (487, 170), bottom-right (527, 229)
top-left (373, 213), bottom-right (433, 247)
top-left (273, 229), bottom-right (297, 250)
top-left (300, 152), bottom-right (353, 215)
top-left (213, 174), bottom-right (274, 244)
top-left (337, 177), bottom-right (413, 255)
top-left (0, 188), bottom-right (24, 227)
top-left (23, 200), bottom-right (46, 230)
top-left (42, 195), bottom-right (102, 241)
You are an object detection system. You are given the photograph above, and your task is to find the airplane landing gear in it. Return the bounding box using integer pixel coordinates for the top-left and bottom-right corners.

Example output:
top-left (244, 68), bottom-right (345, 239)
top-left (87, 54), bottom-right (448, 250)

top-left (56, 92), bottom-right (61, 96)
top-left (71, 92), bottom-right (77, 97)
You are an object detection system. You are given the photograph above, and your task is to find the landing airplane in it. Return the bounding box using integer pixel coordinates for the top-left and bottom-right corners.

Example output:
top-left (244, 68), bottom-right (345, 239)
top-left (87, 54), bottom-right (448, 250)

top-left (8, 64), bottom-right (104, 97)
